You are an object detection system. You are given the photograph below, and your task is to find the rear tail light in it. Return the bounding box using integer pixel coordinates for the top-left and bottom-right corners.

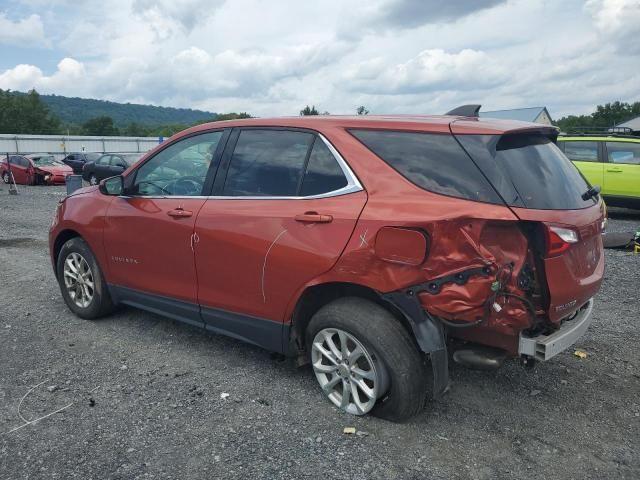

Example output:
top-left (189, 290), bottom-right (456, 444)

top-left (545, 225), bottom-right (578, 257)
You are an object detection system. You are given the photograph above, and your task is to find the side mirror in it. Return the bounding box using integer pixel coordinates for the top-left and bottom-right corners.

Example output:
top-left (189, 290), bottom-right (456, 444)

top-left (99, 175), bottom-right (124, 196)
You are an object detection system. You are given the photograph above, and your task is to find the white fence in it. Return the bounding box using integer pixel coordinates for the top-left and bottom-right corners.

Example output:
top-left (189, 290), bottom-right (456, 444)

top-left (0, 134), bottom-right (162, 157)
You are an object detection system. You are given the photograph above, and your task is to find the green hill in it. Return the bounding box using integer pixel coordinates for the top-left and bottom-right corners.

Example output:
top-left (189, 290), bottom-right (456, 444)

top-left (38, 93), bottom-right (217, 127)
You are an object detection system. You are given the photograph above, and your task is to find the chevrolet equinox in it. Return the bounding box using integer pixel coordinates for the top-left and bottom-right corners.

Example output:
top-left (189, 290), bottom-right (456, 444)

top-left (49, 106), bottom-right (605, 421)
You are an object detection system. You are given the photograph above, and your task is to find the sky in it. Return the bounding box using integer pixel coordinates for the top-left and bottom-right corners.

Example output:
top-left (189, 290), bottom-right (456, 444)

top-left (0, 0), bottom-right (638, 118)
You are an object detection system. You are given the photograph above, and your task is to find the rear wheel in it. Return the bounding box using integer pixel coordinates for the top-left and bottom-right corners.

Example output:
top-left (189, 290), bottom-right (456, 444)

top-left (2, 171), bottom-right (10, 184)
top-left (56, 237), bottom-right (115, 319)
top-left (307, 297), bottom-right (428, 422)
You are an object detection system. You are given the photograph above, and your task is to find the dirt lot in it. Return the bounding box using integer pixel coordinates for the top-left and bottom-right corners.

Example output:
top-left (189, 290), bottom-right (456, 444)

top-left (1, 184), bottom-right (638, 480)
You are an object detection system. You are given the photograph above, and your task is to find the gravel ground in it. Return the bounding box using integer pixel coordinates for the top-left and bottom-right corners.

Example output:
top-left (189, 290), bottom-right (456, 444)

top-left (1, 185), bottom-right (639, 480)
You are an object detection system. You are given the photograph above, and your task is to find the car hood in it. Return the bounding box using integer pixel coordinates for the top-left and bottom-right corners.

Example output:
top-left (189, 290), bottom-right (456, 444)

top-left (35, 165), bottom-right (73, 174)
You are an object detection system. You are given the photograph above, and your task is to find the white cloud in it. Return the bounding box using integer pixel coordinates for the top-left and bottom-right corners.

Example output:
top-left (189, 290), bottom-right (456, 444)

top-left (345, 49), bottom-right (507, 94)
top-left (0, 0), bottom-right (638, 118)
top-left (0, 13), bottom-right (48, 47)
top-left (585, 0), bottom-right (640, 54)
top-left (0, 58), bottom-right (85, 94)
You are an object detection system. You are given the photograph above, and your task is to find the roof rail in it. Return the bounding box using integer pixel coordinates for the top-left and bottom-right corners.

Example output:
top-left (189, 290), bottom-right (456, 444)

top-left (562, 126), bottom-right (635, 134)
top-left (559, 126), bottom-right (639, 139)
top-left (445, 104), bottom-right (481, 117)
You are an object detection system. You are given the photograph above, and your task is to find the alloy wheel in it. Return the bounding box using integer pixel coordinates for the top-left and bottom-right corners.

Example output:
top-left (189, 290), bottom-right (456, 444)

top-left (63, 252), bottom-right (95, 308)
top-left (311, 328), bottom-right (389, 415)
top-left (2, 172), bottom-right (9, 184)
top-left (89, 175), bottom-right (98, 186)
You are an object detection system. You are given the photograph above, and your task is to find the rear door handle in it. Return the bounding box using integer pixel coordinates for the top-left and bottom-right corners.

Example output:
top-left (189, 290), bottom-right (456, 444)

top-left (167, 208), bottom-right (193, 218)
top-left (294, 212), bottom-right (333, 223)
top-left (606, 167), bottom-right (623, 172)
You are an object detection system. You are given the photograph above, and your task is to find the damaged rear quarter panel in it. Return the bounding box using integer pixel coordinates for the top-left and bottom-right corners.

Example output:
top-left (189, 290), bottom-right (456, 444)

top-left (295, 128), bottom-right (537, 343)
top-left (311, 188), bottom-right (533, 335)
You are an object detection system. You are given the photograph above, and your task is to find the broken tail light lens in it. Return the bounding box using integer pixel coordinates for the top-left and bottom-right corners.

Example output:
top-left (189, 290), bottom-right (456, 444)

top-left (545, 225), bottom-right (578, 257)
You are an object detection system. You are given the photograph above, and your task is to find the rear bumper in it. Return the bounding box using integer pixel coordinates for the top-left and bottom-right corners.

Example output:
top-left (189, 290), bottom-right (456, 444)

top-left (518, 298), bottom-right (594, 361)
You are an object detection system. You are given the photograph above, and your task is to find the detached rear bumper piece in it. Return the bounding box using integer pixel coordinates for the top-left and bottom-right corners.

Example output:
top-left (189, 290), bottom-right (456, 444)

top-left (518, 298), bottom-right (594, 361)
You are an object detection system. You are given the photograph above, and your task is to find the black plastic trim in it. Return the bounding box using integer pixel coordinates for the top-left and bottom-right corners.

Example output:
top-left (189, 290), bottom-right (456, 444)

top-left (381, 290), bottom-right (449, 397)
top-left (109, 284), bottom-right (288, 353)
top-left (445, 104), bottom-right (481, 117)
top-left (201, 305), bottom-right (286, 353)
top-left (110, 285), bottom-right (203, 328)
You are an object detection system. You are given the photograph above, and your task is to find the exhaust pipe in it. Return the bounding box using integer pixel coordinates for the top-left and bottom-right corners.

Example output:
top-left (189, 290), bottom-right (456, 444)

top-left (453, 346), bottom-right (507, 370)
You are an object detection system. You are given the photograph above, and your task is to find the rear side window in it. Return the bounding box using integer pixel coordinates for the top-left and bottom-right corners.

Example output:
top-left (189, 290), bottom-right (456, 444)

top-left (456, 134), bottom-right (594, 210)
top-left (350, 129), bottom-right (502, 204)
top-left (606, 141), bottom-right (640, 165)
top-left (562, 141), bottom-right (599, 162)
top-left (223, 130), bottom-right (314, 196)
top-left (300, 138), bottom-right (348, 196)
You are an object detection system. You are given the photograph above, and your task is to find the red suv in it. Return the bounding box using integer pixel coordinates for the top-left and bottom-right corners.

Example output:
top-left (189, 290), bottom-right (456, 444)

top-left (49, 106), bottom-right (605, 421)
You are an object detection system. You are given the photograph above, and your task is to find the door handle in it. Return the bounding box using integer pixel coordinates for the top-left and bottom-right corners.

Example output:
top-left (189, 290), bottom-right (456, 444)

top-left (167, 208), bottom-right (193, 218)
top-left (606, 168), bottom-right (623, 172)
top-left (294, 212), bottom-right (333, 223)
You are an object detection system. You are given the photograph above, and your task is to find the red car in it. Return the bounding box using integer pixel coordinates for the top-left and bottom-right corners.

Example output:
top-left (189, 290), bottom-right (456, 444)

top-left (1, 154), bottom-right (73, 185)
top-left (49, 106), bottom-right (604, 421)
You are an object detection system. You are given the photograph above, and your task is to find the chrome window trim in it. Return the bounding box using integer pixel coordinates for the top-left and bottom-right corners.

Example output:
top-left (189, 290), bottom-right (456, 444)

top-left (123, 133), bottom-right (364, 200)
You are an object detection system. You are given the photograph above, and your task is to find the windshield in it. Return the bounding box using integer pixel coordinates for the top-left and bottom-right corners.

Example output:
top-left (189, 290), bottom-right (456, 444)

top-left (456, 134), bottom-right (595, 210)
top-left (32, 156), bottom-right (63, 166)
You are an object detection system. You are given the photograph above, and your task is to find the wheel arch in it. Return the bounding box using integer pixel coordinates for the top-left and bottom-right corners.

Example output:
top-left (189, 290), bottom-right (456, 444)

top-left (286, 281), bottom-right (419, 360)
top-left (52, 229), bottom-right (82, 278)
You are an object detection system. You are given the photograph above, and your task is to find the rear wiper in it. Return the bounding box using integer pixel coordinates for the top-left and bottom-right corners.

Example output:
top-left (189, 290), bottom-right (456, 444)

top-left (581, 185), bottom-right (601, 201)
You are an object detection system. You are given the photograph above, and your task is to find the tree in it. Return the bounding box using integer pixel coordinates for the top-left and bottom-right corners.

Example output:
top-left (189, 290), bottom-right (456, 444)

top-left (0, 89), bottom-right (60, 134)
top-left (356, 105), bottom-right (369, 115)
top-left (555, 101), bottom-right (640, 132)
top-left (123, 122), bottom-right (148, 137)
top-left (214, 112), bottom-right (252, 121)
top-left (82, 116), bottom-right (120, 136)
top-left (300, 105), bottom-right (319, 116)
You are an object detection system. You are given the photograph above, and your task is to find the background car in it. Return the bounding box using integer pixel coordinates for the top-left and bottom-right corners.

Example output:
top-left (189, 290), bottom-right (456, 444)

top-left (61, 152), bottom-right (103, 174)
top-left (1, 153), bottom-right (73, 185)
top-left (82, 153), bottom-right (142, 185)
top-left (558, 134), bottom-right (640, 209)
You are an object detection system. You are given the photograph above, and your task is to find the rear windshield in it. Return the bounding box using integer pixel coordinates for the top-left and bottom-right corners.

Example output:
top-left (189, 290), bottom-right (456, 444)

top-left (456, 134), bottom-right (595, 210)
top-left (350, 129), bottom-right (503, 204)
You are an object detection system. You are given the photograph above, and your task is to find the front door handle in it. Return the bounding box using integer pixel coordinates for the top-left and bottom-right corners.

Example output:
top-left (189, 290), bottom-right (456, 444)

top-left (294, 212), bottom-right (333, 223)
top-left (167, 208), bottom-right (193, 218)
top-left (606, 167), bottom-right (623, 173)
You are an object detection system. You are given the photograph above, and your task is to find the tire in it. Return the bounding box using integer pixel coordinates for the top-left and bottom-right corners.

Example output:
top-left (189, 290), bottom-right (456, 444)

top-left (2, 171), bottom-right (10, 184)
top-left (89, 174), bottom-right (98, 186)
top-left (56, 237), bottom-right (115, 319)
top-left (306, 297), bottom-right (428, 422)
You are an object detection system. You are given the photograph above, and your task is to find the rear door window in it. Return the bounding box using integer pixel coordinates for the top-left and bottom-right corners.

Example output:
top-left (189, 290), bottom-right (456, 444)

top-left (300, 137), bottom-right (348, 196)
top-left (350, 129), bottom-right (502, 204)
top-left (606, 142), bottom-right (640, 165)
top-left (223, 129), bottom-right (314, 196)
top-left (562, 141), bottom-right (600, 162)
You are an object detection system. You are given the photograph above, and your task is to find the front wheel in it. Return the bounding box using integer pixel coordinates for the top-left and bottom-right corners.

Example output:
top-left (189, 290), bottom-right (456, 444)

top-left (56, 237), bottom-right (115, 319)
top-left (307, 297), bottom-right (428, 422)
top-left (2, 171), bottom-right (10, 184)
top-left (89, 174), bottom-right (98, 186)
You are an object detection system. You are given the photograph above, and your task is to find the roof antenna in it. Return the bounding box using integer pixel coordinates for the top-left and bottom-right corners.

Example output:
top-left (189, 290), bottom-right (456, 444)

top-left (445, 105), bottom-right (481, 117)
